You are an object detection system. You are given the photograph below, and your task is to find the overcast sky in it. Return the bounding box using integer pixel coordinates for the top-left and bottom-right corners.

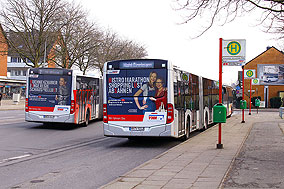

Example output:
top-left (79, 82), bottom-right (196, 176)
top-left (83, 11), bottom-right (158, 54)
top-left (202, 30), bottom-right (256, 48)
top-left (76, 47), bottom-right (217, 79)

top-left (76, 0), bottom-right (278, 85)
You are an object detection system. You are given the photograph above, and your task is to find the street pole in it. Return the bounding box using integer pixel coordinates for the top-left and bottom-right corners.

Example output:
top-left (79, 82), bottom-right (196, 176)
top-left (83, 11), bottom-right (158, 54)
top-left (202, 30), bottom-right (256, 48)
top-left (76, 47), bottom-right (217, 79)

top-left (217, 38), bottom-right (223, 149)
top-left (249, 79), bottom-right (252, 115)
top-left (242, 66), bottom-right (245, 123)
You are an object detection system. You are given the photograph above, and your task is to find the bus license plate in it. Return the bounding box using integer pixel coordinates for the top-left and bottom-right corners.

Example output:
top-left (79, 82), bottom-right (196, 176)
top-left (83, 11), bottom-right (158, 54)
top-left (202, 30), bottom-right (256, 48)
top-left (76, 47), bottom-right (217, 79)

top-left (129, 127), bottom-right (144, 131)
top-left (43, 115), bottom-right (54, 118)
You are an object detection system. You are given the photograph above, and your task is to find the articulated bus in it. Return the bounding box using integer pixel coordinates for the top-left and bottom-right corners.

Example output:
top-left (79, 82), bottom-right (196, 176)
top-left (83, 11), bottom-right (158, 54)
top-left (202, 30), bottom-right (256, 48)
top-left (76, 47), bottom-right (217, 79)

top-left (25, 68), bottom-right (102, 126)
top-left (103, 59), bottom-right (233, 139)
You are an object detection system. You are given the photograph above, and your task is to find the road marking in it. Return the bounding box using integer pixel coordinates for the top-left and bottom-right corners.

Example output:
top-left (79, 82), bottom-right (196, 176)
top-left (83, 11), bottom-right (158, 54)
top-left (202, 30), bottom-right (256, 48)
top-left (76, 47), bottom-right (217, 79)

top-left (0, 154), bottom-right (32, 164)
top-left (0, 137), bottom-right (110, 167)
top-left (0, 117), bottom-right (24, 122)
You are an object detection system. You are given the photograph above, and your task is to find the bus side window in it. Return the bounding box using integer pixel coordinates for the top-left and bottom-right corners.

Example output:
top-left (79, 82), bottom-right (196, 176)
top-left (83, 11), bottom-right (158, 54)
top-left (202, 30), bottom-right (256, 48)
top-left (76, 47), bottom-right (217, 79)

top-left (184, 82), bottom-right (190, 109)
top-left (174, 82), bottom-right (178, 108)
top-left (192, 75), bottom-right (199, 110)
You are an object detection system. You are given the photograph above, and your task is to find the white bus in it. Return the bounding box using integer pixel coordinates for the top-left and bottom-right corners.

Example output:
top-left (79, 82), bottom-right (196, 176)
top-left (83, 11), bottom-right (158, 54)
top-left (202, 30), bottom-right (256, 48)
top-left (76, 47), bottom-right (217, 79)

top-left (25, 68), bottom-right (102, 126)
top-left (103, 59), bottom-right (233, 139)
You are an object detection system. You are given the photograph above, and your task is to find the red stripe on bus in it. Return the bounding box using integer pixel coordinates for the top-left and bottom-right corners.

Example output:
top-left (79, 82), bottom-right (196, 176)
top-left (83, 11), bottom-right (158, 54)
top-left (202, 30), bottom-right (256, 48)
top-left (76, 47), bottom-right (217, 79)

top-left (108, 115), bottom-right (144, 122)
top-left (28, 106), bottom-right (55, 112)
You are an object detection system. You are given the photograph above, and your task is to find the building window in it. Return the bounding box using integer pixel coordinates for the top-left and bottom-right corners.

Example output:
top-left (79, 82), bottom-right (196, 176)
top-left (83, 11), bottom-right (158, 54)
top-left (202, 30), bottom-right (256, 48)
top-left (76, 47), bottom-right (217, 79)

top-left (10, 57), bottom-right (22, 63)
top-left (11, 57), bottom-right (18, 62)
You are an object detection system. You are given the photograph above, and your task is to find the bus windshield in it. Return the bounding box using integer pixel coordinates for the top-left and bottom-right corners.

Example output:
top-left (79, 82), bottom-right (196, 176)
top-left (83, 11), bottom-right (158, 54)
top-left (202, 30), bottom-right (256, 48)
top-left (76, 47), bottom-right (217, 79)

top-left (28, 70), bottom-right (72, 108)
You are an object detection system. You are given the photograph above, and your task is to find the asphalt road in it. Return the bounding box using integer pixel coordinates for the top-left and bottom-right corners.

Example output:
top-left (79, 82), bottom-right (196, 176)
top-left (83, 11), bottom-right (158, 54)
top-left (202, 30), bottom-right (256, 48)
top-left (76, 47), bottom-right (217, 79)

top-left (0, 110), bottom-right (181, 188)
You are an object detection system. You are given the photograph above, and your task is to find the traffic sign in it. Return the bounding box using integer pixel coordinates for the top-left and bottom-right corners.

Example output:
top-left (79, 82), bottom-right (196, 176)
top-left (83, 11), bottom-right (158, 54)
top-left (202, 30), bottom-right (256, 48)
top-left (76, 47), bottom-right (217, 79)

top-left (244, 69), bottom-right (256, 79)
top-left (222, 39), bottom-right (246, 66)
top-left (252, 78), bottom-right (260, 85)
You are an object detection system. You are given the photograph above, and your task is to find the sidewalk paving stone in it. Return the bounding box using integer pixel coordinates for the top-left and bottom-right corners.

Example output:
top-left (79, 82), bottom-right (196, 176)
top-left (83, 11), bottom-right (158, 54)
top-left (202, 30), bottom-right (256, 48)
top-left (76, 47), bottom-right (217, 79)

top-left (101, 111), bottom-right (282, 189)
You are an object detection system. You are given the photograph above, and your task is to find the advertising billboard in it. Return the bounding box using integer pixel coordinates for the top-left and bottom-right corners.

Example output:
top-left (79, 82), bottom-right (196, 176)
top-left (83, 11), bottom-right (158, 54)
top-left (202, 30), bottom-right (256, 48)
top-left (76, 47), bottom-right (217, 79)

top-left (257, 64), bottom-right (284, 85)
top-left (28, 74), bottom-right (72, 108)
top-left (106, 67), bottom-right (168, 122)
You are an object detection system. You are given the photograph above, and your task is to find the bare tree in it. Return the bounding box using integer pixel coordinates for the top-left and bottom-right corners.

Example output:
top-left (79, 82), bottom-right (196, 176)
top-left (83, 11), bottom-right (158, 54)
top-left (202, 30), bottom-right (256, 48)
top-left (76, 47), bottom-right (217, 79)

top-left (94, 29), bottom-right (148, 74)
top-left (0, 0), bottom-right (148, 73)
top-left (0, 0), bottom-right (66, 67)
top-left (50, 1), bottom-right (93, 69)
top-left (73, 24), bottom-right (104, 75)
top-left (174, 0), bottom-right (284, 38)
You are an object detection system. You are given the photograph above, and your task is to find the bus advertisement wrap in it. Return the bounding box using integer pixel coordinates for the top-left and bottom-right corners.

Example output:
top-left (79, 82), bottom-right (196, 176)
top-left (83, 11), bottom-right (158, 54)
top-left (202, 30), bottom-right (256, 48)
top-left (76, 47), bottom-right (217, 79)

top-left (28, 74), bottom-right (71, 111)
top-left (107, 68), bottom-right (168, 122)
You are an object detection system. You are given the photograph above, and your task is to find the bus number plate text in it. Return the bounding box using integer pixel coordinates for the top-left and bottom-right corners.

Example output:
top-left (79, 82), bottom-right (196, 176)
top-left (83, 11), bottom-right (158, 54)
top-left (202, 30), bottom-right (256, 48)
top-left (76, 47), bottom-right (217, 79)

top-left (43, 115), bottom-right (55, 118)
top-left (129, 127), bottom-right (145, 131)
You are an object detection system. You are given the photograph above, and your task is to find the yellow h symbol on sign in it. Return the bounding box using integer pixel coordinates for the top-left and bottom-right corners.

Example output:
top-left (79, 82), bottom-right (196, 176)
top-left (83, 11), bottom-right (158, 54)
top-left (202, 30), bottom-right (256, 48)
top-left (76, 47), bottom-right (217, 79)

top-left (227, 41), bottom-right (241, 55)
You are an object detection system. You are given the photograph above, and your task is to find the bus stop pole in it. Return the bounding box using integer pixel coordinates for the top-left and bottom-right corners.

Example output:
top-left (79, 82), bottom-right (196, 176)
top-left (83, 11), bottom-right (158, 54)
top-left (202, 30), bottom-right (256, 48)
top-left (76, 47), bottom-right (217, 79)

top-left (242, 66), bottom-right (245, 123)
top-left (217, 38), bottom-right (223, 149)
top-left (249, 79), bottom-right (252, 115)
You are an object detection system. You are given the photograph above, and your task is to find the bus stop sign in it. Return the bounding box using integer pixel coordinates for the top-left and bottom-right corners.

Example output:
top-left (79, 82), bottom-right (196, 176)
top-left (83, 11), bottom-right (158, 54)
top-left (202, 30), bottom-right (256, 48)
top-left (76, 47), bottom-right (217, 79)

top-left (222, 39), bottom-right (246, 66)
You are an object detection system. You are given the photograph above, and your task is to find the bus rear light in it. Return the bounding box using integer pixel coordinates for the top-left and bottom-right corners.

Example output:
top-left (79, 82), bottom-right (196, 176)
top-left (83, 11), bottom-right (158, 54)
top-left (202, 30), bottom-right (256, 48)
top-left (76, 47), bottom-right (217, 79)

top-left (25, 98), bottom-right (29, 112)
top-left (167, 103), bottom-right (174, 124)
top-left (70, 100), bottom-right (75, 114)
top-left (103, 104), bottom-right (108, 123)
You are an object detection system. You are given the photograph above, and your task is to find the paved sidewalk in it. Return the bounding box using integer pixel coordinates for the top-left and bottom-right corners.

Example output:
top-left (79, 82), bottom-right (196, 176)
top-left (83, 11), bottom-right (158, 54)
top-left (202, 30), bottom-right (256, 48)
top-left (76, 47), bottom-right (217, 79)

top-left (100, 111), bottom-right (283, 189)
top-left (0, 99), bottom-right (25, 111)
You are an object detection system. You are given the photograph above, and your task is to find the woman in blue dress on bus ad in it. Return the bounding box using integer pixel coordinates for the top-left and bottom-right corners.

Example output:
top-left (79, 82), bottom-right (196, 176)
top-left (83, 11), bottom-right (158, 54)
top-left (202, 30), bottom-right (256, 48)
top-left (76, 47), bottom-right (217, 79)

top-left (134, 71), bottom-right (157, 113)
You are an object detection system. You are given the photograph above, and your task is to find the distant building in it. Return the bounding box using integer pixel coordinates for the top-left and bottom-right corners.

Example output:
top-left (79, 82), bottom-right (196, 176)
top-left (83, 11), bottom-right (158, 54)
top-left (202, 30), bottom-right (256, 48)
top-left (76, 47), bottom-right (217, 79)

top-left (0, 24), bottom-right (8, 77)
top-left (243, 46), bottom-right (284, 108)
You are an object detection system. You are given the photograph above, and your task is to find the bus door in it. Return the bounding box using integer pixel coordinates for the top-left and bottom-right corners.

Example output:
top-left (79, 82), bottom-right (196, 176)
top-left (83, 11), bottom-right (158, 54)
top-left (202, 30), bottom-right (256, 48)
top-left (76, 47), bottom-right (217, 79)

top-left (177, 81), bottom-right (186, 136)
top-left (82, 90), bottom-right (86, 121)
top-left (91, 89), bottom-right (96, 118)
top-left (77, 89), bottom-right (86, 123)
top-left (78, 90), bottom-right (83, 122)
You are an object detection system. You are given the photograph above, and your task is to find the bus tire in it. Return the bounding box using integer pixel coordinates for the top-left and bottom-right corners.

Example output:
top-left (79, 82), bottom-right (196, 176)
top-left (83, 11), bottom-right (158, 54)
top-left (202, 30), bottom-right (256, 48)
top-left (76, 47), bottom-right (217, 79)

top-left (204, 112), bottom-right (208, 130)
top-left (82, 110), bottom-right (90, 127)
top-left (181, 116), bottom-right (190, 141)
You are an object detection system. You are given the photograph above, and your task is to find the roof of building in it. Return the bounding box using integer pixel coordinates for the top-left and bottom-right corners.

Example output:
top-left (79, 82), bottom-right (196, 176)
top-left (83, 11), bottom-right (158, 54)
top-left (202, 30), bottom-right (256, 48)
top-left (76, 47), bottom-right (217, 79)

top-left (244, 46), bottom-right (284, 66)
top-left (0, 24), bottom-right (8, 44)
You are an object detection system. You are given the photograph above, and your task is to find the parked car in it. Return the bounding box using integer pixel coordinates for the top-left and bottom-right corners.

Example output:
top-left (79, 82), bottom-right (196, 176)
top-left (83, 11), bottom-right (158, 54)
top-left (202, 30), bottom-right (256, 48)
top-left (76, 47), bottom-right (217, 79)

top-left (264, 76), bottom-right (278, 82)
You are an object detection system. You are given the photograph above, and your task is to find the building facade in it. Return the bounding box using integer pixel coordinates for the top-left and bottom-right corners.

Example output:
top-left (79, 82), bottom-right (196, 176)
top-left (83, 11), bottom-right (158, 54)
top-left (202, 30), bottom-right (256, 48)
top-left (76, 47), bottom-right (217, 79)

top-left (0, 24), bottom-right (8, 77)
top-left (243, 47), bottom-right (284, 108)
